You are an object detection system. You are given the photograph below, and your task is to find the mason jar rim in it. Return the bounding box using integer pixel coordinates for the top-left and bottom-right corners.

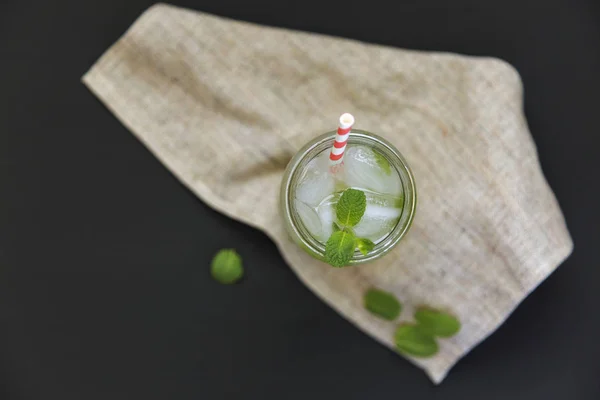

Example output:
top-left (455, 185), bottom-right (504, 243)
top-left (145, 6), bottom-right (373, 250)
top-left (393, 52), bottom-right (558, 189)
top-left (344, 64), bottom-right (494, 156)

top-left (280, 129), bottom-right (417, 265)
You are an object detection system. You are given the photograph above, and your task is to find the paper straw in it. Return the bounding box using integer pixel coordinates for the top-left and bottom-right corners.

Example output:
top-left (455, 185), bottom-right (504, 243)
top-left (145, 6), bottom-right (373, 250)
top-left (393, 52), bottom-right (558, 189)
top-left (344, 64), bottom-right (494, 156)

top-left (329, 113), bottom-right (354, 167)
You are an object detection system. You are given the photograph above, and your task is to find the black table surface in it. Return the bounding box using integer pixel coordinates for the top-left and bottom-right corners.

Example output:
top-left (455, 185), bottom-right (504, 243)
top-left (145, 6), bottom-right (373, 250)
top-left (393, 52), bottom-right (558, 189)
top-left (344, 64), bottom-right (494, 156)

top-left (1, 0), bottom-right (599, 399)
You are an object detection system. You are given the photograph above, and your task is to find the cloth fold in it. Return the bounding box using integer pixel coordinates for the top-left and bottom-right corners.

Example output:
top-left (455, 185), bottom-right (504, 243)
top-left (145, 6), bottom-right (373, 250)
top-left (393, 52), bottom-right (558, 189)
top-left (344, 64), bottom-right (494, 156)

top-left (83, 3), bottom-right (573, 383)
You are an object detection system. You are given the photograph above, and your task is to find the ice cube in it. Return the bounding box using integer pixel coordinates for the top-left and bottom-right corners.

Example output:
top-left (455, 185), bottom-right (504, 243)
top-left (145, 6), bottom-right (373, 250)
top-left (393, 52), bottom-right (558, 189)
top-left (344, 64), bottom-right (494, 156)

top-left (353, 202), bottom-right (402, 243)
top-left (316, 195), bottom-right (337, 241)
top-left (363, 190), bottom-right (404, 210)
top-left (341, 145), bottom-right (403, 196)
top-left (295, 151), bottom-right (336, 207)
top-left (294, 199), bottom-right (323, 240)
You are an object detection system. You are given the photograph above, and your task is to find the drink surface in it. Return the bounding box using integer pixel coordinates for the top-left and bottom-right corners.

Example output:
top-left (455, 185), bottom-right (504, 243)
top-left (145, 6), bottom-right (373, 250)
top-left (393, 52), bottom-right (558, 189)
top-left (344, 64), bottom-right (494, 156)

top-left (294, 144), bottom-right (404, 244)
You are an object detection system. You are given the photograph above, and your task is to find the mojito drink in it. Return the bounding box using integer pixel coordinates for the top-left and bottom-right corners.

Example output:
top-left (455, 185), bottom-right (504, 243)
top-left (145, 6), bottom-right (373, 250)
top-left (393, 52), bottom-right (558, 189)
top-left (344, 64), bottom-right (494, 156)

top-left (281, 118), bottom-right (416, 266)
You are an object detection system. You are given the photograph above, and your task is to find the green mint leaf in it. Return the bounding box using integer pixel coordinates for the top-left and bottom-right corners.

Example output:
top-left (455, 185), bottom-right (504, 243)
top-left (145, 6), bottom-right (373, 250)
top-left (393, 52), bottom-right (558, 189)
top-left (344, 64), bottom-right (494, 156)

top-left (394, 323), bottom-right (439, 357)
top-left (335, 188), bottom-right (366, 227)
top-left (364, 288), bottom-right (402, 320)
top-left (356, 238), bottom-right (375, 256)
top-left (414, 307), bottom-right (461, 337)
top-left (373, 150), bottom-right (392, 175)
top-left (211, 249), bottom-right (244, 284)
top-left (325, 229), bottom-right (356, 267)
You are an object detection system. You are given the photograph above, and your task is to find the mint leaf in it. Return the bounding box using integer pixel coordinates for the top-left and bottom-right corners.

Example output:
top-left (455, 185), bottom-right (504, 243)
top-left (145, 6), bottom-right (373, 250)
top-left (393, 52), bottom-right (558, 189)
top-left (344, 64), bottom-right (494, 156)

top-left (364, 288), bottom-right (401, 320)
top-left (211, 249), bottom-right (244, 284)
top-left (356, 238), bottom-right (375, 256)
top-left (414, 307), bottom-right (461, 337)
top-left (394, 323), bottom-right (439, 357)
top-left (373, 150), bottom-right (392, 175)
top-left (325, 229), bottom-right (356, 267)
top-left (336, 188), bottom-right (366, 227)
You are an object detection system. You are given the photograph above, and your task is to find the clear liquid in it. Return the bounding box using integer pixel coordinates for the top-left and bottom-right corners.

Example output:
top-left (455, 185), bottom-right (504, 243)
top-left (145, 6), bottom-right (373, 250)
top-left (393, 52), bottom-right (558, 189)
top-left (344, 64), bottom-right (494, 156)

top-left (294, 145), bottom-right (404, 244)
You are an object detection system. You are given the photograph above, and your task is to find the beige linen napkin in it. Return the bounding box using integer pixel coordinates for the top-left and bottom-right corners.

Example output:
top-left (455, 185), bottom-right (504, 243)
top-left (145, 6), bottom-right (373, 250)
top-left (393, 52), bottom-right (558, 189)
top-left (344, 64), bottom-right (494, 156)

top-left (82, 3), bottom-right (573, 383)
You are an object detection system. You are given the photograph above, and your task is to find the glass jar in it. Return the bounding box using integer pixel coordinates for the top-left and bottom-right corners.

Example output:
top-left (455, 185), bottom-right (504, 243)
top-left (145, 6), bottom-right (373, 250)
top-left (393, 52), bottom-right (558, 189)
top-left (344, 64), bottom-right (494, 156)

top-left (280, 129), bottom-right (417, 265)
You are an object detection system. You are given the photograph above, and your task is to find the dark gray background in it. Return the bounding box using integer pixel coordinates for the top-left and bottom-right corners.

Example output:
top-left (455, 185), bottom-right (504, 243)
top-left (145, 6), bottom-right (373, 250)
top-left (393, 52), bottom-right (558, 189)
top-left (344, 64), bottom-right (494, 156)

top-left (1, 0), bottom-right (599, 399)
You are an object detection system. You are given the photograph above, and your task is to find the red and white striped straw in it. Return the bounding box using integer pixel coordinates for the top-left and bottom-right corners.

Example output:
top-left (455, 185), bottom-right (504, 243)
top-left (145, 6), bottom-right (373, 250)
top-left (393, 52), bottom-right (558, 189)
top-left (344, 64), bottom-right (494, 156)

top-left (329, 113), bottom-right (355, 168)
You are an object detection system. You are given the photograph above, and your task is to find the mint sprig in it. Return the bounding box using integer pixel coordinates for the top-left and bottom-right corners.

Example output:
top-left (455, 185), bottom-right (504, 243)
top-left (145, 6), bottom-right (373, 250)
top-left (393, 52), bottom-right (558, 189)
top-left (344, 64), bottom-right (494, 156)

top-left (359, 286), bottom-right (462, 359)
top-left (324, 188), bottom-right (375, 267)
